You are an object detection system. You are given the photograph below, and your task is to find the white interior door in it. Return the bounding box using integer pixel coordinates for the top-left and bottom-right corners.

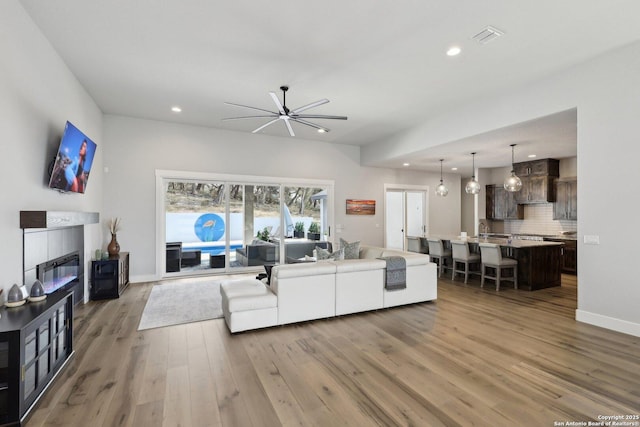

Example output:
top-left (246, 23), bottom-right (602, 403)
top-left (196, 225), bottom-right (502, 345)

top-left (385, 191), bottom-right (405, 250)
top-left (385, 188), bottom-right (427, 250)
top-left (406, 191), bottom-right (425, 237)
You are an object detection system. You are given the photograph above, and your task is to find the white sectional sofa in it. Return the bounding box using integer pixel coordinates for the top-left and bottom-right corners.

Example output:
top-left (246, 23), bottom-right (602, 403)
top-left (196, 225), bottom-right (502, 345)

top-left (220, 244), bottom-right (437, 333)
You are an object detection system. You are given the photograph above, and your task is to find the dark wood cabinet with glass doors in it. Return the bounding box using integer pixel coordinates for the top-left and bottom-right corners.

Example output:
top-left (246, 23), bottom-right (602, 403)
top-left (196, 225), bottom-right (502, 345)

top-left (0, 290), bottom-right (73, 426)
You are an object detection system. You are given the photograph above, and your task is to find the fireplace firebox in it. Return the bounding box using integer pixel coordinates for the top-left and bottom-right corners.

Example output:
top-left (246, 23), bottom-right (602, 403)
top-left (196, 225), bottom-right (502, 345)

top-left (37, 251), bottom-right (83, 304)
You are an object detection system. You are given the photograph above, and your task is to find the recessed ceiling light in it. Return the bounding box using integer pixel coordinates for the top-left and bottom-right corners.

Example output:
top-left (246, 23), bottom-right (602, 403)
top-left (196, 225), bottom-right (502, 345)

top-left (451, 167), bottom-right (458, 171)
top-left (403, 162), bottom-right (410, 167)
top-left (317, 128), bottom-right (327, 133)
top-left (171, 106), bottom-right (182, 113)
top-left (528, 154), bottom-right (537, 158)
top-left (446, 46), bottom-right (461, 56)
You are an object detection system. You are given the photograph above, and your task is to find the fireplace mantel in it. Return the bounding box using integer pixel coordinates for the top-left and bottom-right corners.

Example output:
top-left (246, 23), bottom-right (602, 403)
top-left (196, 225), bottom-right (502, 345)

top-left (20, 211), bottom-right (99, 229)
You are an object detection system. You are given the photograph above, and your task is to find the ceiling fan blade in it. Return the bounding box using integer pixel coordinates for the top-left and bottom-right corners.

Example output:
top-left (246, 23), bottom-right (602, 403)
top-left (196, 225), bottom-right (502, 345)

top-left (291, 99), bottom-right (329, 114)
top-left (222, 115), bottom-right (278, 121)
top-left (252, 118), bottom-right (280, 134)
top-left (224, 102), bottom-right (277, 115)
top-left (269, 92), bottom-right (286, 115)
top-left (283, 118), bottom-right (295, 137)
top-left (291, 118), bottom-right (330, 132)
top-left (294, 114), bottom-right (348, 120)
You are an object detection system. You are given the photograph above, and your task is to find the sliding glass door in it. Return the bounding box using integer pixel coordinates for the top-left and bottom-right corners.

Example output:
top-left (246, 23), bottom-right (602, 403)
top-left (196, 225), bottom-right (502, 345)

top-left (164, 180), bottom-right (229, 273)
top-left (231, 183), bottom-right (282, 269)
top-left (157, 171), bottom-right (333, 277)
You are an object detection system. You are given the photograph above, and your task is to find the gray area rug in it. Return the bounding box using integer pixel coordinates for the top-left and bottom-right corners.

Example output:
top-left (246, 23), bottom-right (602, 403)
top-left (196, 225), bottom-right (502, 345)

top-left (138, 280), bottom-right (223, 331)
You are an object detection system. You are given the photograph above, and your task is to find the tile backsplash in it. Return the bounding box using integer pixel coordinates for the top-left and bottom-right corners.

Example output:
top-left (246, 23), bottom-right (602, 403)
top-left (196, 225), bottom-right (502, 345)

top-left (503, 203), bottom-right (577, 235)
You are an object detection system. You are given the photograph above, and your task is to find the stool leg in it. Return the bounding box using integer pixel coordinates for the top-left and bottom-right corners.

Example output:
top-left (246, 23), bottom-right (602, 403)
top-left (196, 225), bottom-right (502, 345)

top-left (481, 264), bottom-right (485, 287)
top-left (514, 266), bottom-right (518, 289)
top-left (464, 261), bottom-right (469, 284)
top-left (496, 267), bottom-right (501, 291)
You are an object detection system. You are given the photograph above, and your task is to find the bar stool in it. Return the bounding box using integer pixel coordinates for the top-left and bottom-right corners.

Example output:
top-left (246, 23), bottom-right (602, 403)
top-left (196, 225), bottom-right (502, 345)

top-left (426, 238), bottom-right (452, 277)
top-left (451, 240), bottom-right (481, 283)
top-left (418, 237), bottom-right (429, 254)
top-left (479, 243), bottom-right (518, 291)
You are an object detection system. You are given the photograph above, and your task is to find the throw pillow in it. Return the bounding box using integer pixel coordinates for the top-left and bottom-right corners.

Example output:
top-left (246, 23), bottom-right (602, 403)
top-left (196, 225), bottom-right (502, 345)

top-left (340, 238), bottom-right (361, 259)
top-left (315, 246), bottom-right (345, 261)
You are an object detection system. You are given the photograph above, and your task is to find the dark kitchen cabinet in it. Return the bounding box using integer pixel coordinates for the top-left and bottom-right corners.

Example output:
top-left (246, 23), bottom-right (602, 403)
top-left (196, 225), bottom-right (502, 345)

top-left (544, 238), bottom-right (577, 275)
top-left (501, 245), bottom-right (562, 290)
top-left (513, 158), bottom-right (559, 177)
top-left (562, 240), bottom-right (577, 274)
top-left (90, 252), bottom-right (129, 300)
top-left (0, 291), bottom-right (73, 426)
top-left (514, 159), bottom-right (559, 204)
top-left (554, 178), bottom-right (577, 220)
top-left (486, 185), bottom-right (523, 220)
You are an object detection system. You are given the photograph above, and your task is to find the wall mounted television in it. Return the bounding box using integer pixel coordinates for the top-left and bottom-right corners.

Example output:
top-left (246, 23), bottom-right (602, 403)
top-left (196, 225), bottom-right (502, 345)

top-left (48, 121), bottom-right (97, 193)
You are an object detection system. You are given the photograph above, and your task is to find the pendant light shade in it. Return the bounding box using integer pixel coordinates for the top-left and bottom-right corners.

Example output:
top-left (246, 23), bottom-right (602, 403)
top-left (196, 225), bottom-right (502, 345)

top-left (504, 144), bottom-right (522, 192)
top-left (465, 152), bottom-right (481, 194)
top-left (435, 159), bottom-right (448, 197)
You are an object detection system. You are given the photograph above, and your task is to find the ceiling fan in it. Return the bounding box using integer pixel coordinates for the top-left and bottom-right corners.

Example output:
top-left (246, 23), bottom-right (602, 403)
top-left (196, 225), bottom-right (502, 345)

top-left (223, 86), bottom-right (347, 136)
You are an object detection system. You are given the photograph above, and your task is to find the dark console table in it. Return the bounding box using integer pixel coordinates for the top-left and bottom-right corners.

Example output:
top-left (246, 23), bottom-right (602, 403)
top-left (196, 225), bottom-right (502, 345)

top-left (0, 290), bottom-right (74, 426)
top-left (90, 252), bottom-right (130, 300)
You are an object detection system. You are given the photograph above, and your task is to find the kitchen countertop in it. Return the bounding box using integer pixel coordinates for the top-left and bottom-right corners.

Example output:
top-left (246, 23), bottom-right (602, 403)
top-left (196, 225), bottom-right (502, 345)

top-left (430, 235), bottom-right (565, 248)
top-left (481, 233), bottom-right (577, 241)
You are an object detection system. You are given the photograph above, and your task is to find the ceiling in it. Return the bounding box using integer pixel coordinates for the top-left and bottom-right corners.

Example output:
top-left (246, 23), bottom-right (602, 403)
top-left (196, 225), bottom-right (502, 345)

top-left (19, 0), bottom-right (640, 174)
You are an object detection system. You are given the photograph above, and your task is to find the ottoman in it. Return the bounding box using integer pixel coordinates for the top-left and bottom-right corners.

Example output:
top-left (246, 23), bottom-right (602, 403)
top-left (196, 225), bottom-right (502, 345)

top-left (220, 278), bottom-right (278, 333)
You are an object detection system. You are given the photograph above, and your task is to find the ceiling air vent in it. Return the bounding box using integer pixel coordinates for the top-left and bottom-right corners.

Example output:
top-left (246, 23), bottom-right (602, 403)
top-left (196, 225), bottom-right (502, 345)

top-left (472, 26), bottom-right (504, 44)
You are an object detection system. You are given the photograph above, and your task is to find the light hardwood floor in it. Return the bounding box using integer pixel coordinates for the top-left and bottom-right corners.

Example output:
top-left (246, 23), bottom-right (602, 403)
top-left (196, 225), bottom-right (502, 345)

top-left (25, 273), bottom-right (640, 426)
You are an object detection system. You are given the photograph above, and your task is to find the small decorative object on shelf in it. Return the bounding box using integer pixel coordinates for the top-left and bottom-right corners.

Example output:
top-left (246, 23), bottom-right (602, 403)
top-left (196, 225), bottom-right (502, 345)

top-left (28, 279), bottom-right (47, 302)
top-left (5, 283), bottom-right (26, 307)
top-left (107, 217), bottom-right (121, 256)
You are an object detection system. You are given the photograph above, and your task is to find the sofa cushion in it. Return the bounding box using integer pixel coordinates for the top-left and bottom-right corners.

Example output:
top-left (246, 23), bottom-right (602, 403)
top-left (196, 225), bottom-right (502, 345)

top-left (359, 245), bottom-right (385, 259)
top-left (339, 238), bottom-right (361, 259)
top-left (227, 291), bottom-right (277, 312)
top-left (221, 279), bottom-right (270, 300)
top-left (286, 256), bottom-right (315, 264)
top-left (272, 262), bottom-right (336, 279)
top-left (381, 250), bottom-right (430, 266)
top-left (330, 258), bottom-right (386, 273)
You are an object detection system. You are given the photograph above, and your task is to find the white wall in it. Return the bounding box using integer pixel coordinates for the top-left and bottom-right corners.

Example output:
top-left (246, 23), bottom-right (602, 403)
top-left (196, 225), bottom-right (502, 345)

top-left (0, 1), bottom-right (103, 298)
top-left (102, 115), bottom-right (461, 281)
top-left (362, 42), bottom-right (640, 337)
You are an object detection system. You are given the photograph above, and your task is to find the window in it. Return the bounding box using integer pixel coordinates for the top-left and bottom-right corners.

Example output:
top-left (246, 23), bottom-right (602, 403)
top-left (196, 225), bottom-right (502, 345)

top-left (156, 170), bottom-right (333, 277)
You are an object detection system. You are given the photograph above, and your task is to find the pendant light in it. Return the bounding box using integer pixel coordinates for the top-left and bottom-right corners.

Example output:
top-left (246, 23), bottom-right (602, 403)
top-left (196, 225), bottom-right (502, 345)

top-left (435, 159), bottom-right (448, 197)
top-left (465, 152), bottom-right (481, 194)
top-left (504, 143), bottom-right (523, 192)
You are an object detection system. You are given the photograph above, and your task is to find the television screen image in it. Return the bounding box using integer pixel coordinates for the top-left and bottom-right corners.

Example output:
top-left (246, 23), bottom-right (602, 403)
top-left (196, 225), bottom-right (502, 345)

top-left (48, 121), bottom-right (97, 193)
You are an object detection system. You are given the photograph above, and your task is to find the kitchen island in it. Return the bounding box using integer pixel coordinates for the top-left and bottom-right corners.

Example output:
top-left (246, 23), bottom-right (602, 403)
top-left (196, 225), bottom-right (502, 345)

top-left (431, 236), bottom-right (564, 291)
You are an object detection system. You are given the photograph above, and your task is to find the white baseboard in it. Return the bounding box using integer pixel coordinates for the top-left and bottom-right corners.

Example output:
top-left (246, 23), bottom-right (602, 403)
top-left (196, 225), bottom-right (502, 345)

top-left (130, 274), bottom-right (160, 284)
top-left (576, 309), bottom-right (640, 338)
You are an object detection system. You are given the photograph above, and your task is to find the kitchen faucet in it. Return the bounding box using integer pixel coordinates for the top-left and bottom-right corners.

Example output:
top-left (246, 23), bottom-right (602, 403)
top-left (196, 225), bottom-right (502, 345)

top-left (479, 223), bottom-right (490, 238)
